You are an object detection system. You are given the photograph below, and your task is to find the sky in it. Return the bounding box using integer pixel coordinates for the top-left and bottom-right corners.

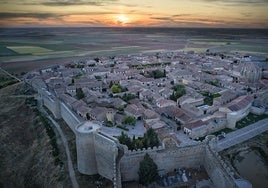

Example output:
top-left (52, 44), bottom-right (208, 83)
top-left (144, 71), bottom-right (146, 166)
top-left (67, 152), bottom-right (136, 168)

top-left (0, 0), bottom-right (268, 28)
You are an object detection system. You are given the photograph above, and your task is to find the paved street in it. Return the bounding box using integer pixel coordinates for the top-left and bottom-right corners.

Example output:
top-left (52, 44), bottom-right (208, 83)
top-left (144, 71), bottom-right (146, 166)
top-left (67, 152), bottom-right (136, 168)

top-left (217, 118), bottom-right (268, 152)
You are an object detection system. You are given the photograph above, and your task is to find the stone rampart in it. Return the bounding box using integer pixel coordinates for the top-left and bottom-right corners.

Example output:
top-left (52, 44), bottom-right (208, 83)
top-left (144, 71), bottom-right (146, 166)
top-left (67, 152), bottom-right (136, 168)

top-left (38, 87), bottom-right (239, 188)
top-left (120, 142), bottom-right (205, 181)
top-left (204, 136), bottom-right (237, 188)
top-left (204, 147), bottom-right (237, 188)
top-left (42, 92), bottom-right (61, 119)
top-left (94, 132), bottom-right (118, 180)
top-left (60, 102), bottom-right (83, 132)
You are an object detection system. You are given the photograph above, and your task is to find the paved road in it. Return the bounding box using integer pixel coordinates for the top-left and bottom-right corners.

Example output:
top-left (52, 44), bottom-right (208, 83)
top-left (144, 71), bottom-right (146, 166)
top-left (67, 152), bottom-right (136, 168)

top-left (217, 118), bottom-right (268, 152)
top-left (40, 106), bottom-right (79, 188)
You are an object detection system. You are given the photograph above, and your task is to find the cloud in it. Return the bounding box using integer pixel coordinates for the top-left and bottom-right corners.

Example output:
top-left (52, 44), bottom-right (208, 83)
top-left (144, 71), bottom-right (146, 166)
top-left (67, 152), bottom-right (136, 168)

top-left (0, 11), bottom-right (120, 20)
top-left (41, 0), bottom-right (117, 6)
top-left (199, 0), bottom-right (268, 5)
top-left (241, 12), bottom-right (253, 17)
top-left (0, 0), bottom-right (118, 6)
top-left (172, 14), bottom-right (192, 17)
top-left (0, 12), bottom-right (57, 19)
top-left (150, 17), bottom-right (174, 21)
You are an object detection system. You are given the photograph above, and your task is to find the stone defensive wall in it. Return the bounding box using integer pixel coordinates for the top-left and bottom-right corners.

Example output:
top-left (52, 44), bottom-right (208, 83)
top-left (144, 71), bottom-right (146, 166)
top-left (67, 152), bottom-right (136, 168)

top-left (60, 102), bottom-right (83, 132)
top-left (42, 90), bottom-right (61, 119)
top-left (120, 141), bottom-right (206, 181)
top-left (94, 132), bottom-right (123, 188)
top-left (39, 88), bottom-right (239, 188)
top-left (41, 89), bottom-right (84, 132)
top-left (204, 147), bottom-right (237, 188)
top-left (204, 136), bottom-right (237, 188)
top-left (40, 89), bottom-right (122, 187)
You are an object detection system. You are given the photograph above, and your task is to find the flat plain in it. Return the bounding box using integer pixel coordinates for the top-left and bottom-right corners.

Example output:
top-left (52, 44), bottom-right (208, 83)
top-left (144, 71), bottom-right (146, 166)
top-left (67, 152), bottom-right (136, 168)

top-left (0, 27), bottom-right (267, 75)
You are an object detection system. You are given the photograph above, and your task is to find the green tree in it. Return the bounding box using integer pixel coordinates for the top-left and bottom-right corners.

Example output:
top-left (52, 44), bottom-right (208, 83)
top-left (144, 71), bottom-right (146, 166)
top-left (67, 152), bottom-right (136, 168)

top-left (123, 116), bottom-right (136, 126)
top-left (143, 128), bottom-right (159, 148)
top-left (76, 88), bottom-right (85, 99)
top-left (170, 84), bottom-right (186, 101)
top-left (111, 84), bottom-right (122, 93)
top-left (86, 113), bottom-right (90, 120)
top-left (134, 138), bottom-right (144, 149)
top-left (138, 153), bottom-right (158, 186)
top-left (118, 128), bottom-right (159, 150)
top-left (121, 93), bottom-right (136, 102)
top-left (118, 132), bottom-right (133, 150)
top-left (152, 69), bottom-right (165, 78)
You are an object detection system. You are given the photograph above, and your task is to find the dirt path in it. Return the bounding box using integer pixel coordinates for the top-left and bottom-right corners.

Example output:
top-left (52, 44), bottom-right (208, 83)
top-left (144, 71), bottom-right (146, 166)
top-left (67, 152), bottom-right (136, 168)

top-left (40, 105), bottom-right (79, 188)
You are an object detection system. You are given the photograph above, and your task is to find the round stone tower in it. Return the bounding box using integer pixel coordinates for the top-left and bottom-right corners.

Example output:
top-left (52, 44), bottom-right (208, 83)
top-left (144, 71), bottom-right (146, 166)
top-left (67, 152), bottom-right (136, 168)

top-left (75, 121), bottom-right (100, 175)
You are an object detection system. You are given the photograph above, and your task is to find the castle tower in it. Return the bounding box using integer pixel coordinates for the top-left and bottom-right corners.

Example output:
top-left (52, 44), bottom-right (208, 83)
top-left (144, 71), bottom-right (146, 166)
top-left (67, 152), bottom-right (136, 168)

top-left (75, 121), bottom-right (100, 175)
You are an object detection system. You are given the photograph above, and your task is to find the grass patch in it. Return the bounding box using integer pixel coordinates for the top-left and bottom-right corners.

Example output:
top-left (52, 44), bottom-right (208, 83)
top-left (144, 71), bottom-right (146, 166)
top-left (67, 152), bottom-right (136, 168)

top-left (212, 128), bottom-right (233, 135)
top-left (0, 72), bottom-right (19, 89)
top-left (34, 109), bottom-right (63, 166)
top-left (192, 41), bottom-right (229, 45)
top-left (196, 128), bottom-right (233, 141)
top-left (0, 45), bottom-right (18, 56)
top-left (7, 46), bottom-right (54, 55)
top-left (236, 113), bottom-right (268, 129)
top-left (212, 93), bottom-right (221, 98)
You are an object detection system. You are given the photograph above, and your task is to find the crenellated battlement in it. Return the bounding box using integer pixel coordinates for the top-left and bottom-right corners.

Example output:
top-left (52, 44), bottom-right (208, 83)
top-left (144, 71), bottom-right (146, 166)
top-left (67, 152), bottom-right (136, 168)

top-left (37, 86), bottom-right (240, 188)
top-left (124, 145), bottom-right (165, 155)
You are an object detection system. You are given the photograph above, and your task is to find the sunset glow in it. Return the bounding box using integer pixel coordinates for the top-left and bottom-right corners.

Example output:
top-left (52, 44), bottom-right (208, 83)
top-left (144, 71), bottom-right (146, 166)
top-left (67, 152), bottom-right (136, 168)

top-left (0, 0), bottom-right (268, 28)
top-left (115, 15), bottom-right (130, 26)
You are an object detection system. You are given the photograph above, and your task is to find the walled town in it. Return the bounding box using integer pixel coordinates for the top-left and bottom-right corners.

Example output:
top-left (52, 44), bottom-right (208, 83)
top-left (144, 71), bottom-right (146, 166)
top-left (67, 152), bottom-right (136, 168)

top-left (26, 51), bottom-right (268, 188)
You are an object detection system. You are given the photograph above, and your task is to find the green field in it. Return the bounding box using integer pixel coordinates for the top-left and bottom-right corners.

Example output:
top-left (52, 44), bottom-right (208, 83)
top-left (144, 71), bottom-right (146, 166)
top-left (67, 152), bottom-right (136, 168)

top-left (180, 47), bottom-right (208, 53)
top-left (0, 46), bottom-right (18, 56)
top-left (6, 46), bottom-right (54, 55)
top-left (191, 41), bottom-right (230, 45)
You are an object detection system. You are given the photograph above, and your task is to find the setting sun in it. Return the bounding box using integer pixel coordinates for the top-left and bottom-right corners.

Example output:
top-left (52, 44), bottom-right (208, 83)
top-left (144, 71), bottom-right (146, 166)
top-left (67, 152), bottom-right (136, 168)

top-left (116, 14), bottom-right (130, 26)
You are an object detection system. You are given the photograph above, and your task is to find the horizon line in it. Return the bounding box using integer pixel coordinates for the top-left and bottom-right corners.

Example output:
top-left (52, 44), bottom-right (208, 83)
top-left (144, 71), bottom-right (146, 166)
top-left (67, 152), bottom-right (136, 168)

top-left (1, 26), bottom-right (268, 30)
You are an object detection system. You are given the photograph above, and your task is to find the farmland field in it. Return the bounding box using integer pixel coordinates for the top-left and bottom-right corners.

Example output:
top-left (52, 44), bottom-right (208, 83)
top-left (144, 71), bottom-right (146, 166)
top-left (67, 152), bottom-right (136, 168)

top-left (0, 27), bottom-right (267, 75)
top-left (180, 47), bottom-right (208, 53)
top-left (7, 46), bottom-right (54, 55)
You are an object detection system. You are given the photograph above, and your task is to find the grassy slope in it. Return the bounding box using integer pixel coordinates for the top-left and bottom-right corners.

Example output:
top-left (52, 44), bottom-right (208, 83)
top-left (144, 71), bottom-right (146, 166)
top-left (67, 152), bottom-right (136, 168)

top-left (0, 83), bottom-right (71, 188)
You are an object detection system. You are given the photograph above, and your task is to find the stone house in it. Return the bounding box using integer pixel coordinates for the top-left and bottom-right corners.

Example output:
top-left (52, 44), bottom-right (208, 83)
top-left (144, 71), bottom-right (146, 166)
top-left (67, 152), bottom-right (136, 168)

top-left (156, 99), bottom-right (176, 108)
top-left (66, 86), bottom-right (76, 96)
top-left (124, 104), bottom-right (143, 120)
